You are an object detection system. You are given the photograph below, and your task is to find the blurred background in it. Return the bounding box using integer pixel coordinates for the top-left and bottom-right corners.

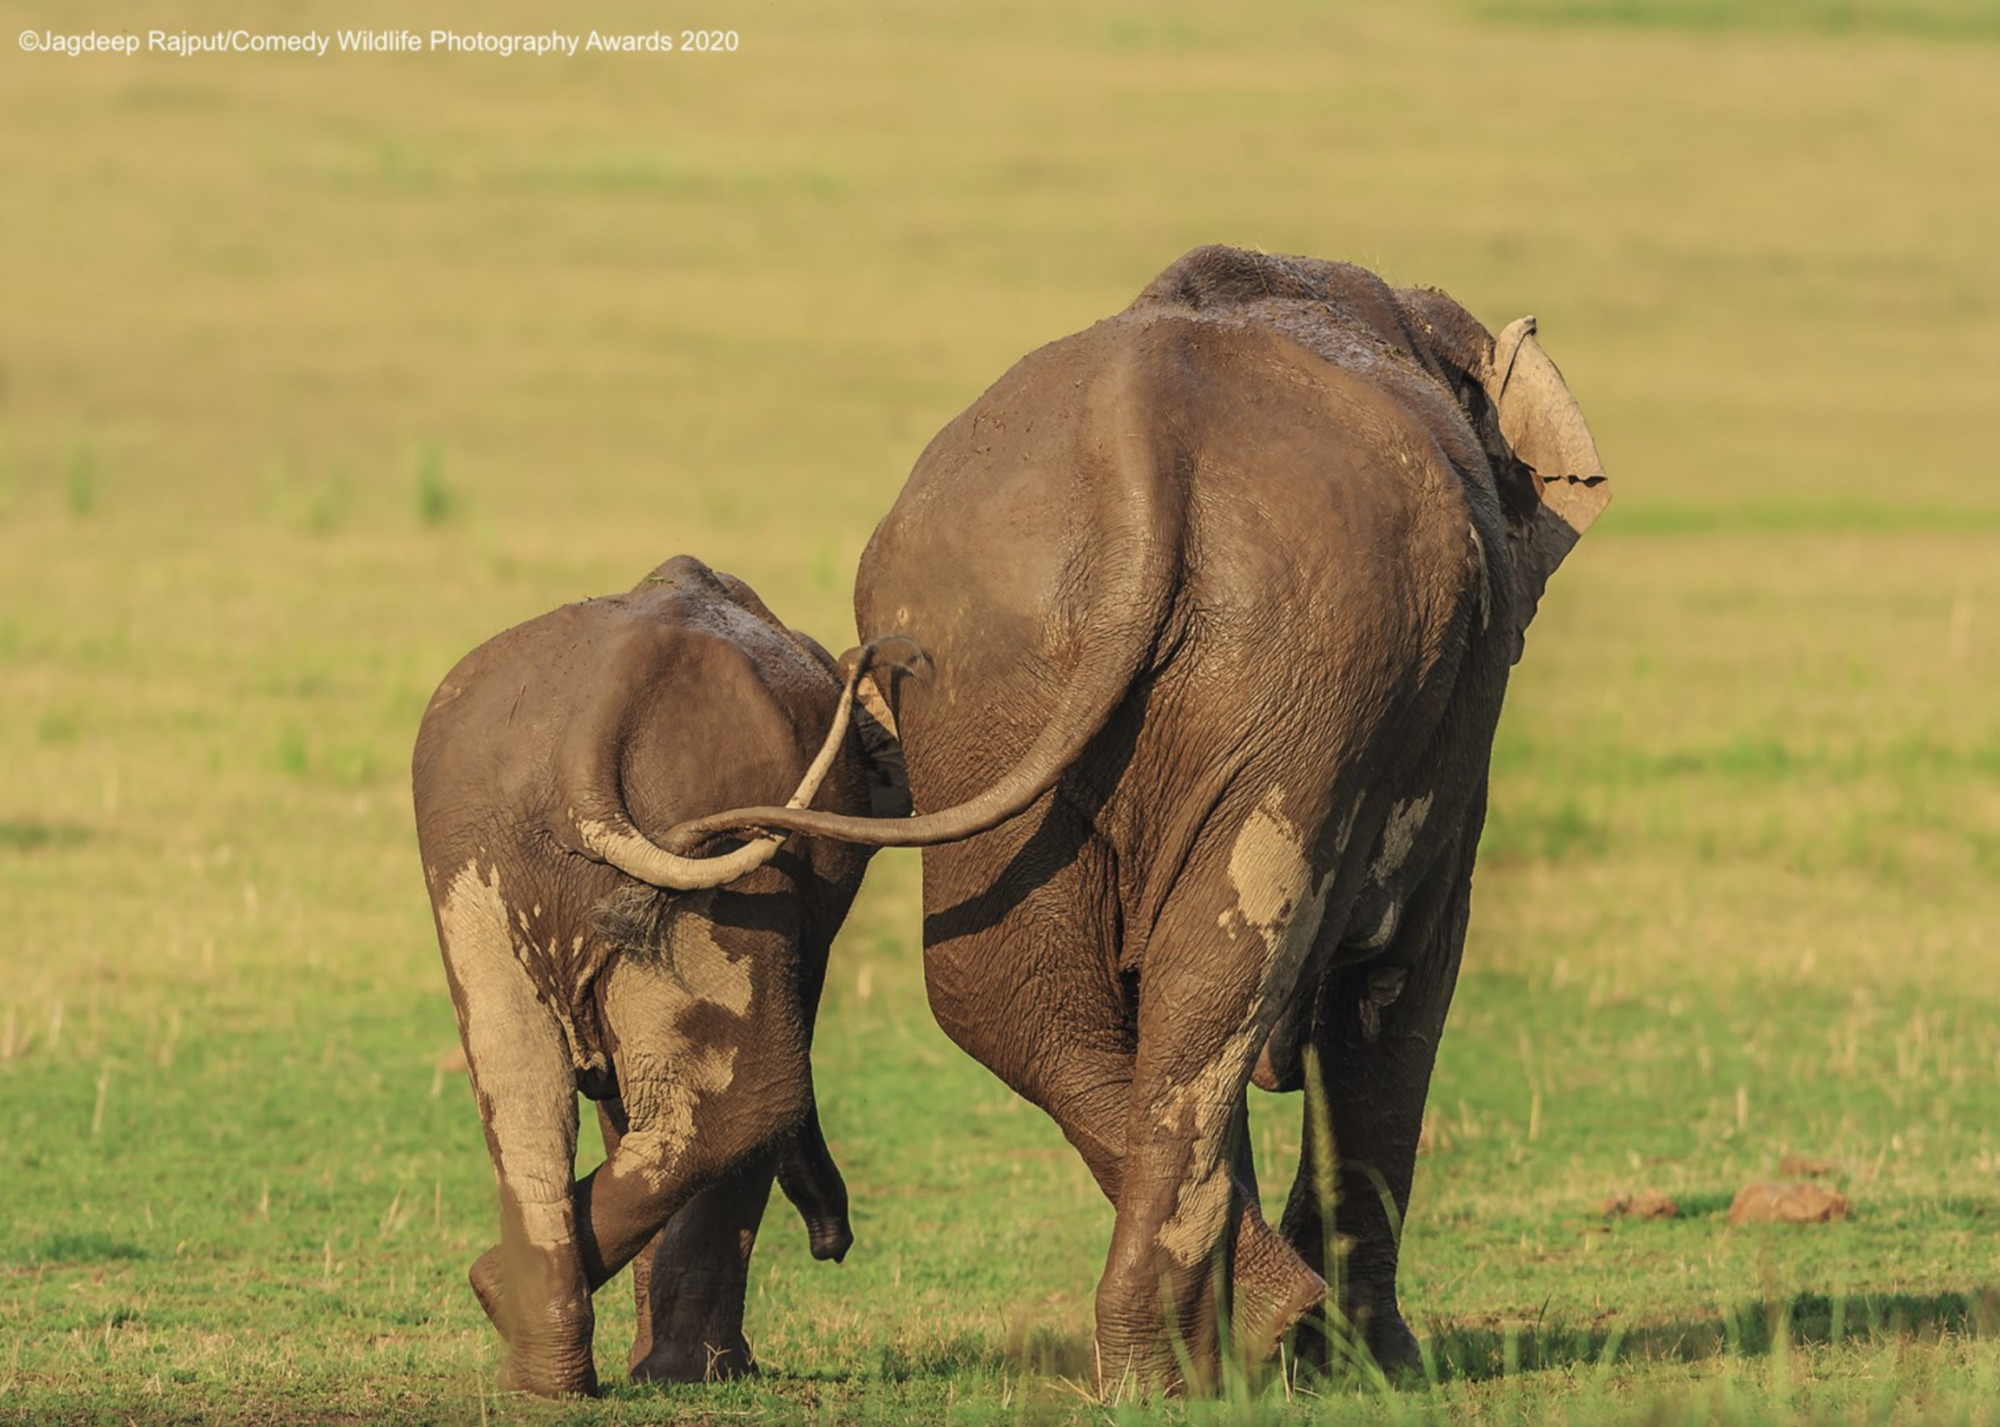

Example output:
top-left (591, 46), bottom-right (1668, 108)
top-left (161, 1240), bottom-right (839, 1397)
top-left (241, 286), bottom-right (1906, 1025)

top-left (2, 0), bottom-right (1995, 1419)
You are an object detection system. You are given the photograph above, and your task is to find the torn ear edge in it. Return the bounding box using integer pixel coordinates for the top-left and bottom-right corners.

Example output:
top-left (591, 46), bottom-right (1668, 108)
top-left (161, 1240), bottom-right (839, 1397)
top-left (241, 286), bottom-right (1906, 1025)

top-left (1539, 470), bottom-right (1613, 539)
top-left (1489, 314), bottom-right (1612, 539)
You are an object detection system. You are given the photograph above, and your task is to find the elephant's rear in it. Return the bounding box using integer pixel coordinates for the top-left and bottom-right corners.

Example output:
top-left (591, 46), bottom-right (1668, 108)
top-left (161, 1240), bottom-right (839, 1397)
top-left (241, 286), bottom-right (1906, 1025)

top-left (856, 308), bottom-right (1494, 890)
top-left (411, 564), bottom-right (868, 1053)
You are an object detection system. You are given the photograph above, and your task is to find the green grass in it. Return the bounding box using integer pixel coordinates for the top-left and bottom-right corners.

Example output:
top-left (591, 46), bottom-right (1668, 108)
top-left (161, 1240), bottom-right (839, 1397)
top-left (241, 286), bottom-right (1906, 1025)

top-left (3, 0), bottom-right (1998, 1422)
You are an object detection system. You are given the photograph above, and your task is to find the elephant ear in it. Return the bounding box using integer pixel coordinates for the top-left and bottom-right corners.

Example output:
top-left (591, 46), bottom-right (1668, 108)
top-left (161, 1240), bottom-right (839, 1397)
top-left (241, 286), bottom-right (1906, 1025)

top-left (1487, 316), bottom-right (1611, 660)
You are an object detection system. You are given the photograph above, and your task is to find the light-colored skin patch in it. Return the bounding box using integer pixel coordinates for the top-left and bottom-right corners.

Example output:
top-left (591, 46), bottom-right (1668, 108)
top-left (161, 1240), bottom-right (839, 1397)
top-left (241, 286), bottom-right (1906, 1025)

top-left (1357, 966), bottom-right (1410, 1044)
top-left (1159, 790), bottom-right (1341, 1265)
top-left (438, 861), bottom-right (579, 1254)
top-left (666, 892), bottom-right (754, 1016)
top-left (1354, 900), bottom-right (1401, 952)
top-left (1369, 794), bottom-right (1434, 885)
top-left (1153, 1151), bottom-right (1236, 1267)
top-left (596, 897), bottom-right (756, 1195)
top-left (1226, 788), bottom-right (1310, 939)
top-left (601, 955), bottom-right (743, 1195)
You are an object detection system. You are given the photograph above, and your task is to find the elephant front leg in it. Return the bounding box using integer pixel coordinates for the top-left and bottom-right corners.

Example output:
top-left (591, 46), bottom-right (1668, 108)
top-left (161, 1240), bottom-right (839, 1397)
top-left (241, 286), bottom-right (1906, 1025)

top-left (1279, 842), bottom-right (1474, 1380)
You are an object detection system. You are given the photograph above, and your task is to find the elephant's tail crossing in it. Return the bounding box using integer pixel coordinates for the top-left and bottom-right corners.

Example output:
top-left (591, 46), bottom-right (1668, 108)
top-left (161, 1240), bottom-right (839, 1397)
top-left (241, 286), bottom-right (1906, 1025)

top-left (573, 637), bottom-right (906, 889)
top-left (660, 352), bottom-right (1186, 853)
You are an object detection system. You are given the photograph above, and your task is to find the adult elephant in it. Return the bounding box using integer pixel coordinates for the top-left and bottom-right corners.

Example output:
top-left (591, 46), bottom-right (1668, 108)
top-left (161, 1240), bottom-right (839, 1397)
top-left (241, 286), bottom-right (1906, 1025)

top-left (670, 247), bottom-right (1610, 1391)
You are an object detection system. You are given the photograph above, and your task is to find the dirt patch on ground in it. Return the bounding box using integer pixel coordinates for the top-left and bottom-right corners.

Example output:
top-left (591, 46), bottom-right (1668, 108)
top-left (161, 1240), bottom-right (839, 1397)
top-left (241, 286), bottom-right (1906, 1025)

top-left (1602, 1191), bottom-right (1679, 1219)
top-left (1729, 1182), bottom-right (1850, 1224)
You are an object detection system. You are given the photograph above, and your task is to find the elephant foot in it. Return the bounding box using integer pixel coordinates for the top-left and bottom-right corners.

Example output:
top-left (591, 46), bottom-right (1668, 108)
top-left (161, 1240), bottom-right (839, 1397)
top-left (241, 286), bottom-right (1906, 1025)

top-left (497, 1352), bottom-right (600, 1399)
top-left (1232, 1228), bottom-right (1326, 1364)
top-left (1354, 1302), bottom-right (1421, 1380)
top-left (1287, 1279), bottom-right (1423, 1387)
top-left (469, 1249), bottom-right (506, 1332)
top-left (469, 1248), bottom-right (600, 1397)
top-left (1091, 1333), bottom-right (1180, 1402)
top-left (630, 1331), bottom-right (758, 1384)
top-left (1298, 1295), bottom-right (1420, 1385)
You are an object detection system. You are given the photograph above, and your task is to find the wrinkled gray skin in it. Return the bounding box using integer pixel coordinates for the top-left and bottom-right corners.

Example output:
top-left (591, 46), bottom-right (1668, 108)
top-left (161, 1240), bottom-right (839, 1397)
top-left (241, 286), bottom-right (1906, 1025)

top-left (411, 556), bottom-right (908, 1396)
top-left (668, 248), bottom-right (1610, 1393)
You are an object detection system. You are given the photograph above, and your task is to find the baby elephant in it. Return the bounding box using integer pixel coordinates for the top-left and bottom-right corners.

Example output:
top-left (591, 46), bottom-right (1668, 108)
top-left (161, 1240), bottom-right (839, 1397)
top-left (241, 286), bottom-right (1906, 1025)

top-left (411, 555), bottom-right (910, 1396)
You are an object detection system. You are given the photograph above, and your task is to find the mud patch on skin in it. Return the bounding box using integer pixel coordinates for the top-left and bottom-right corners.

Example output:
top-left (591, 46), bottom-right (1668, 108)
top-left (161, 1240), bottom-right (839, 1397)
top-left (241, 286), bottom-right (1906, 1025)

top-left (438, 861), bottom-right (579, 1253)
top-left (595, 889), bottom-right (753, 1016)
top-left (669, 896), bottom-right (755, 1015)
top-left (1353, 899), bottom-right (1401, 953)
top-left (1369, 794), bottom-right (1434, 884)
top-left (1159, 790), bottom-right (1338, 1265)
top-left (1153, 1157), bottom-right (1236, 1267)
top-left (1357, 966), bottom-right (1409, 1043)
top-left (1218, 791), bottom-right (1338, 986)
top-left (1220, 788), bottom-right (1330, 948)
top-left (609, 1038), bottom-right (741, 1194)
top-left (598, 904), bottom-right (757, 1194)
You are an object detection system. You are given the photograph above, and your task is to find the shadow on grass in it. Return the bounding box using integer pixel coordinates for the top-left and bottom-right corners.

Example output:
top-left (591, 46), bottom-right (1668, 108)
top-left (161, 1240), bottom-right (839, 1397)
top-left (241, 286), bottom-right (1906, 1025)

top-left (974, 1287), bottom-right (2000, 1391)
top-left (1424, 1286), bottom-right (2000, 1383)
top-left (15, 1230), bottom-right (148, 1266)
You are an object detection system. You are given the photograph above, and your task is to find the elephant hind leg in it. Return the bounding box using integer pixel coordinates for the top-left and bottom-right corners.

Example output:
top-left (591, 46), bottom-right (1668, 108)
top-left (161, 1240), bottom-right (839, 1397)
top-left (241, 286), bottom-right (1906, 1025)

top-left (564, 949), bottom-right (813, 1382)
top-left (626, 1155), bottom-right (779, 1383)
top-left (922, 827), bottom-right (1320, 1380)
top-left (439, 867), bottom-right (595, 1396)
top-left (1094, 840), bottom-right (1330, 1395)
top-left (593, 1093), bottom-right (778, 1385)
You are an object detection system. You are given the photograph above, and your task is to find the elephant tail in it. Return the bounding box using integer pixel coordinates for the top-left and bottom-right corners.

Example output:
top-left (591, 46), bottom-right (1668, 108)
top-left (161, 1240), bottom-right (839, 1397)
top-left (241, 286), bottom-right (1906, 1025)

top-left (570, 638), bottom-right (901, 889)
top-left (660, 349), bottom-right (1185, 852)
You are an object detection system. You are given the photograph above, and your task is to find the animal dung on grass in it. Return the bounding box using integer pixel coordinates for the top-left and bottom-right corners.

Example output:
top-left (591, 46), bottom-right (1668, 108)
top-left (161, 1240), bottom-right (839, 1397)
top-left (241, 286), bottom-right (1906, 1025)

top-left (1601, 1190), bottom-right (1679, 1220)
top-left (1728, 1181), bottom-right (1850, 1225)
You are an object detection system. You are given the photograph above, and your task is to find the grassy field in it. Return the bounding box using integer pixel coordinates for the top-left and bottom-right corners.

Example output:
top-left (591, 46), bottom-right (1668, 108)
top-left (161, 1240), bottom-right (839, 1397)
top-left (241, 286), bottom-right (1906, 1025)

top-left (2, 0), bottom-right (1996, 1421)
